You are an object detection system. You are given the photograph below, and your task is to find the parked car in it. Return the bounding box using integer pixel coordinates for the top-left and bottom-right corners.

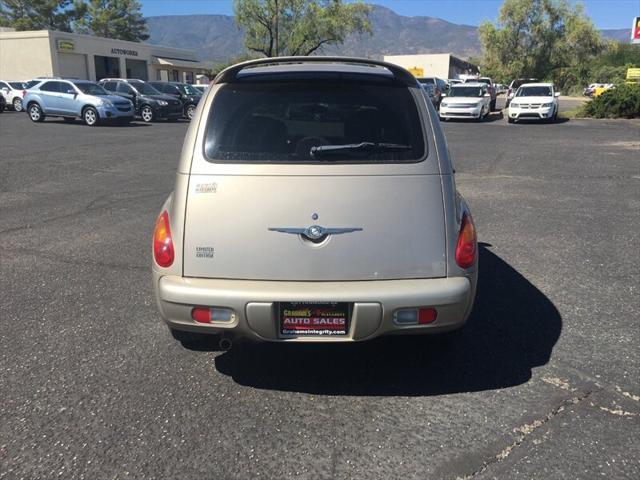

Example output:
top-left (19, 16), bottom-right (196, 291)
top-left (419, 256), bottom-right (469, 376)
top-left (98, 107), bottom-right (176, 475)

top-left (148, 81), bottom-right (202, 120)
top-left (23, 79), bottom-right (134, 125)
top-left (98, 78), bottom-right (182, 122)
top-left (152, 57), bottom-right (478, 348)
top-left (592, 83), bottom-right (614, 97)
top-left (0, 81), bottom-right (27, 111)
top-left (465, 76), bottom-right (496, 111)
top-left (417, 77), bottom-right (447, 107)
top-left (506, 78), bottom-right (538, 107)
top-left (193, 84), bottom-right (209, 94)
top-left (507, 83), bottom-right (559, 123)
top-left (439, 83), bottom-right (491, 121)
top-left (447, 79), bottom-right (463, 86)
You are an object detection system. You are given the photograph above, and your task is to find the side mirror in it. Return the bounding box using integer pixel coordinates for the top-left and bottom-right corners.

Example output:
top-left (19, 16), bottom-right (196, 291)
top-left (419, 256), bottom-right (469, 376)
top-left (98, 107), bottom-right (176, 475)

top-left (483, 93), bottom-right (491, 97)
top-left (66, 88), bottom-right (76, 95)
top-left (554, 92), bottom-right (561, 97)
top-left (441, 93), bottom-right (447, 97)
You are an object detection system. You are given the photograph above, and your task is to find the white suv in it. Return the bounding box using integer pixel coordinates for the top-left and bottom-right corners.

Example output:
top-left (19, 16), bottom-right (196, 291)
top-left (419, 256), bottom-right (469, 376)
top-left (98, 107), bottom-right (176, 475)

top-left (507, 83), bottom-right (559, 123)
top-left (0, 81), bottom-right (27, 111)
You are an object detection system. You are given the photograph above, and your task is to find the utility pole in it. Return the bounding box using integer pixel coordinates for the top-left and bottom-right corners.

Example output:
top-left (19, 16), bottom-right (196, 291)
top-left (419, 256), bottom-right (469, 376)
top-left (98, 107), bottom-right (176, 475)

top-left (274, 0), bottom-right (279, 56)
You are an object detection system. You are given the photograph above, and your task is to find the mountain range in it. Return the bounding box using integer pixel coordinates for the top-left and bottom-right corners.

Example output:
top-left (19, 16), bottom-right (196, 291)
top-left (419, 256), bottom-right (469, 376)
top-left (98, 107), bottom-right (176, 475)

top-left (145, 4), bottom-right (632, 65)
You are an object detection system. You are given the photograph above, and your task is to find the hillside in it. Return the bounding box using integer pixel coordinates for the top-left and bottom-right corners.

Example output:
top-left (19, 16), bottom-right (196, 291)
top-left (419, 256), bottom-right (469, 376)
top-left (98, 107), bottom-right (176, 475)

top-left (145, 5), bottom-right (633, 64)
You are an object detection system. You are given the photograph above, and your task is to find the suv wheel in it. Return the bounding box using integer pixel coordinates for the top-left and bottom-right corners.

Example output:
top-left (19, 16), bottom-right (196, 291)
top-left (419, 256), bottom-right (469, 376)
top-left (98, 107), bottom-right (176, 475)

top-left (185, 104), bottom-right (196, 120)
top-left (13, 97), bottom-right (23, 112)
top-left (490, 99), bottom-right (496, 111)
top-left (83, 106), bottom-right (99, 126)
top-left (141, 105), bottom-right (154, 123)
top-left (28, 103), bottom-right (45, 122)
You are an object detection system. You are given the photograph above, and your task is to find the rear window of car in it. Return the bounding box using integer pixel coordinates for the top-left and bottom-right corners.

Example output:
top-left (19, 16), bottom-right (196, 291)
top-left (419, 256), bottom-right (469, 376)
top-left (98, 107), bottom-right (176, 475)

top-left (203, 81), bottom-right (426, 163)
top-left (448, 87), bottom-right (484, 97)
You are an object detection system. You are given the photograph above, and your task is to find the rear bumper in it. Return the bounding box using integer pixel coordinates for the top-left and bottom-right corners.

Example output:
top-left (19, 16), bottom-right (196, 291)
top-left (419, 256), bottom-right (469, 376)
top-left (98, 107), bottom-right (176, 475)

top-left (154, 275), bottom-right (476, 342)
top-left (439, 105), bottom-right (483, 119)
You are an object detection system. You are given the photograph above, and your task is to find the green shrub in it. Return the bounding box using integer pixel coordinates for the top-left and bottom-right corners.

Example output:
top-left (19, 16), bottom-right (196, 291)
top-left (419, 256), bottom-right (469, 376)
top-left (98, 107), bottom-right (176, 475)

top-left (580, 83), bottom-right (640, 118)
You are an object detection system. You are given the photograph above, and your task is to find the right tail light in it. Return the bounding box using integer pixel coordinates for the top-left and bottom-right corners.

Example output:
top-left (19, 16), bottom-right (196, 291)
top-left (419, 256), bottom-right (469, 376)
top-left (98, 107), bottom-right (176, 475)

top-left (455, 212), bottom-right (477, 269)
top-left (153, 210), bottom-right (174, 268)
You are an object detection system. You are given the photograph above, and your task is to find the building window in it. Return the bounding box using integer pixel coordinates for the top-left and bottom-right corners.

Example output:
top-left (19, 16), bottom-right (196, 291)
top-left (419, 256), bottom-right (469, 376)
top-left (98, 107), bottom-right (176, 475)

top-left (185, 71), bottom-right (194, 84)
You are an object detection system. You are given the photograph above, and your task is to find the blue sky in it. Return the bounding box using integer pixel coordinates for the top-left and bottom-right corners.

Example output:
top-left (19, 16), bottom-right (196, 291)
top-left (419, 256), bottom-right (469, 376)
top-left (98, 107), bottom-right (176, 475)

top-left (140, 0), bottom-right (640, 29)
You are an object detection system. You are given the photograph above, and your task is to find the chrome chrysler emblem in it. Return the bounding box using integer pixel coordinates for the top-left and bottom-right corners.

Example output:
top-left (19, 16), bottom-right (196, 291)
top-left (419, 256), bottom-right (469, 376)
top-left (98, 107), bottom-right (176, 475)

top-left (269, 225), bottom-right (363, 241)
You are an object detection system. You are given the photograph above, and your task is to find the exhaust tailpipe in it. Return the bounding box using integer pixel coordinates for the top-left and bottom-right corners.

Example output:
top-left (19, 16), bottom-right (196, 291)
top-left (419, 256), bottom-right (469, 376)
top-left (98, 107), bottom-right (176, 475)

top-left (218, 337), bottom-right (232, 351)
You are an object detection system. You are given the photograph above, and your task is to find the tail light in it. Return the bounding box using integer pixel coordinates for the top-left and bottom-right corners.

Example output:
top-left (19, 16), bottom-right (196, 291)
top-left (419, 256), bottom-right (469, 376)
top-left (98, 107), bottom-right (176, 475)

top-left (455, 212), bottom-right (477, 269)
top-left (153, 210), bottom-right (174, 267)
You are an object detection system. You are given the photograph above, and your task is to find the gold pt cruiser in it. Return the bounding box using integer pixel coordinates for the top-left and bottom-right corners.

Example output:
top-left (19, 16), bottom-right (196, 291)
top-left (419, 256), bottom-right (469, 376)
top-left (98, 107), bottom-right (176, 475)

top-left (152, 57), bottom-right (478, 348)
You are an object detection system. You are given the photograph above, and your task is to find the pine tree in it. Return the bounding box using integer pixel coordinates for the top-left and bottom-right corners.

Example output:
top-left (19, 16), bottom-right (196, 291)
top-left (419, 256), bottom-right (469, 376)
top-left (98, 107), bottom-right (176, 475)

top-left (75, 0), bottom-right (148, 41)
top-left (0, 0), bottom-right (79, 31)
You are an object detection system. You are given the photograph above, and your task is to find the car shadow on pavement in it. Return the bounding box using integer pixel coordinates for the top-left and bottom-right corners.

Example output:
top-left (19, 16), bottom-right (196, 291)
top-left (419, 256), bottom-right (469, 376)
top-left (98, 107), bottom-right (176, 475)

top-left (209, 245), bottom-right (562, 396)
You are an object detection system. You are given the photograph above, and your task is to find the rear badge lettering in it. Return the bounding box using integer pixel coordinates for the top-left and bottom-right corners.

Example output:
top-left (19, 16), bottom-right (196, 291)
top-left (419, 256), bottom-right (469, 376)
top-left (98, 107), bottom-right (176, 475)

top-left (195, 183), bottom-right (217, 194)
top-left (195, 247), bottom-right (215, 259)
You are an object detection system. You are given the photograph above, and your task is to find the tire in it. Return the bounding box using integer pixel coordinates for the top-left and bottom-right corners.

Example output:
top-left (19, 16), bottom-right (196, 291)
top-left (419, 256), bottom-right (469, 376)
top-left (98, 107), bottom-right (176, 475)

top-left (83, 106), bottom-right (99, 126)
top-left (507, 116), bottom-right (514, 124)
top-left (490, 99), bottom-right (496, 111)
top-left (28, 103), bottom-right (45, 122)
top-left (140, 105), bottom-right (154, 123)
top-left (63, 117), bottom-right (75, 123)
top-left (185, 104), bottom-right (196, 120)
top-left (13, 97), bottom-right (23, 112)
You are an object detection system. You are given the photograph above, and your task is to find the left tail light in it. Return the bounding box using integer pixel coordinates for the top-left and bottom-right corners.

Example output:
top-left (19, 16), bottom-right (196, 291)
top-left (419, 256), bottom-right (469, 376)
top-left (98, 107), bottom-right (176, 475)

top-left (153, 210), bottom-right (174, 267)
top-left (455, 212), bottom-right (477, 269)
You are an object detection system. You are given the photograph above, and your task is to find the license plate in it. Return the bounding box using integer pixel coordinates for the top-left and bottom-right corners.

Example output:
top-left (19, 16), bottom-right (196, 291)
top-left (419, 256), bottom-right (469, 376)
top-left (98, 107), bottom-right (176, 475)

top-left (279, 302), bottom-right (350, 336)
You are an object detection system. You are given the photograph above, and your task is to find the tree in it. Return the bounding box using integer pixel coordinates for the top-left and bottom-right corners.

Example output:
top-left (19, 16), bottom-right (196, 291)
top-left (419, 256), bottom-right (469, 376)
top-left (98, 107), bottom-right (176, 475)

top-left (0, 0), bottom-right (79, 31)
top-left (75, 0), bottom-right (148, 41)
top-left (478, 0), bottom-right (603, 84)
top-left (233, 0), bottom-right (371, 57)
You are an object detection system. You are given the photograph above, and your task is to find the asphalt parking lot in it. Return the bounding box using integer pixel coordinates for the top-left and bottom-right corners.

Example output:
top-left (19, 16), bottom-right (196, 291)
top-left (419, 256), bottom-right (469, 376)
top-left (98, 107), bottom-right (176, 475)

top-left (1, 100), bottom-right (638, 479)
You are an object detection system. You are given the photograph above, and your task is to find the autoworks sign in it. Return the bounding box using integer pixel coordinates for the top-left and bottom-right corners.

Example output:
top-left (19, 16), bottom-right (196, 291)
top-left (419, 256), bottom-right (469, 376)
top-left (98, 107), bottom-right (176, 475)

top-left (111, 47), bottom-right (139, 57)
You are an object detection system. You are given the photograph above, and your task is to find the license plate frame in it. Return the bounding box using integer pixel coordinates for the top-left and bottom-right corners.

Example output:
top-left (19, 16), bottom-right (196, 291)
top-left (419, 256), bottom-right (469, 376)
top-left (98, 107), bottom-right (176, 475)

top-left (279, 302), bottom-right (350, 336)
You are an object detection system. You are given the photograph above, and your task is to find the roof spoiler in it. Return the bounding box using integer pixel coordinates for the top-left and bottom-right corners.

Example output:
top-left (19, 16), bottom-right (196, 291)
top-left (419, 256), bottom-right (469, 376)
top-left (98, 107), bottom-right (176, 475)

top-left (213, 56), bottom-right (419, 87)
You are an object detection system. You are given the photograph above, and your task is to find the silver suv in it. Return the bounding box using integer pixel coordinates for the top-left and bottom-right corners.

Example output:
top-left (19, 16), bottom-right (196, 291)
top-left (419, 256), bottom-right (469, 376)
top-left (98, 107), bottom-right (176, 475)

top-left (152, 57), bottom-right (478, 348)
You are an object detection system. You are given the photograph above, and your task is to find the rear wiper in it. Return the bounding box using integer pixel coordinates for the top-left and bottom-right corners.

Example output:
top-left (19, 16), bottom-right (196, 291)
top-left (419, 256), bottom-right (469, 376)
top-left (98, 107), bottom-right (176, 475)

top-left (310, 142), bottom-right (412, 158)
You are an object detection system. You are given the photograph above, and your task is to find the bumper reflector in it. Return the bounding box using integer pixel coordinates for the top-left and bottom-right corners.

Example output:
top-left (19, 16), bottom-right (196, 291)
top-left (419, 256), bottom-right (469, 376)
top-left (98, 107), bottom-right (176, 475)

top-left (191, 307), bottom-right (234, 324)
top-left (393, 307), bottom-right (438, 325)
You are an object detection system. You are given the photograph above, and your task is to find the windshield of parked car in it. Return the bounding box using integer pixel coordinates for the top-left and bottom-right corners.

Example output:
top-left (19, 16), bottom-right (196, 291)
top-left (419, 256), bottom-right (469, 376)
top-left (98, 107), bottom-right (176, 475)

top-left (74, 82), bottom-right (110, 95)
top-left (128, 81), bottom-right (162, 95)
top-left (179, 83), bottom-right (201, 96)
top-left (517, 86), bottom-right (552, 97)
top-left (8, 82), bottom-right (25, 89)
top-left (204, 80), bottom-right (425, 163)
top-left (417, 78), bottom-right (435, 84)
top-left (447, 87), bottom-right (484, 97)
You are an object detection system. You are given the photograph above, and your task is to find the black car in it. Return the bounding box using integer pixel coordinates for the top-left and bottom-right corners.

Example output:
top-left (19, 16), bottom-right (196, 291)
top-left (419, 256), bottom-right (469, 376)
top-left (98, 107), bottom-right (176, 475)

top-left (98, 78), bottom-right (183, 122)
top-left (148, 81), bottom-right (202, 120)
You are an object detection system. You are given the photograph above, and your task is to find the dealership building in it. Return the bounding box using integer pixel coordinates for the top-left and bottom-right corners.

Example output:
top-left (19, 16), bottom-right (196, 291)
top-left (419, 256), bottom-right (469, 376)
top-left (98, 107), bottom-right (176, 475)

top-left (384, 53), bottom-right (479, 80)
top-left (0, 29), bottom-right (207, 83)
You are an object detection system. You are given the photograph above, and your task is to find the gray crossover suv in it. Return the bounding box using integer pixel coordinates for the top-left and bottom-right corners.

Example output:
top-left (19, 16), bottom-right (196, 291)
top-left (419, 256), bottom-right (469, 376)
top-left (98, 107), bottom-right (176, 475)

top-left (152, 57), bottom-right (478, 348)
